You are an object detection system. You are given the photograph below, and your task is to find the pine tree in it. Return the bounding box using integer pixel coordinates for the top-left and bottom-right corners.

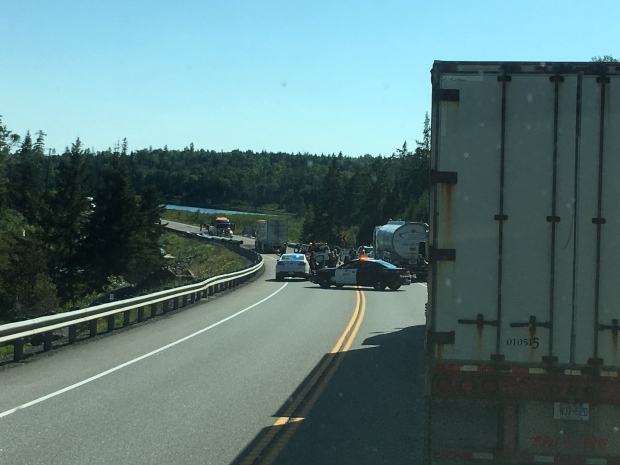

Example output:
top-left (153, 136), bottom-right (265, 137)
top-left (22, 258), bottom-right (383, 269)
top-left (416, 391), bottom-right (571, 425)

top-left (45, 137), bottom-right (92, 302)
top-left (82, 151), bottom-right (141, 288)
top-left (7, 130), bottom-right (46, 224)
top-left (133, 185), bottom-right (166, 273)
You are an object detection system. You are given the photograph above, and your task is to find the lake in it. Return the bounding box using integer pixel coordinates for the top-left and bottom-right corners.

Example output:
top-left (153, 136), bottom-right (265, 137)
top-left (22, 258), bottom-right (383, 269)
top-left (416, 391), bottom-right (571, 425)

top-left (165, 204), bottom-right (265, 216)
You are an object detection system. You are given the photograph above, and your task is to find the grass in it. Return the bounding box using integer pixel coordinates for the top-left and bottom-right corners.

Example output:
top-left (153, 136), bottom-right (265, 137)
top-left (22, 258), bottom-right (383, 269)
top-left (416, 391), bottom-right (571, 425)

top-left (162, 231), bottom-right (245, 279)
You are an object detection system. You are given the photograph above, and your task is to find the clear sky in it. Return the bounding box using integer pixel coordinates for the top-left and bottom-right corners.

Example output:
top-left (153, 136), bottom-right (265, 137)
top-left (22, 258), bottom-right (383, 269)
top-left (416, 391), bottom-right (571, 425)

top-left (1, 1), bottom-right (617, 157)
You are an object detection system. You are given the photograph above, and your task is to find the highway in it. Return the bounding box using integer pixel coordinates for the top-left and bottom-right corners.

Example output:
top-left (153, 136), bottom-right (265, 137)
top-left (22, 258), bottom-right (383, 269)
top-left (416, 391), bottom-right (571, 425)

top-left (0, 224), bottom-right (427, 465)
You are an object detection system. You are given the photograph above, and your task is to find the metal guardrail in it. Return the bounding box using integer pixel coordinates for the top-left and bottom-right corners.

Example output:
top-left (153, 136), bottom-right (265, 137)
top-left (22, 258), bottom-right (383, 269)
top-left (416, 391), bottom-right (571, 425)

top-left (0, 247), bottom-right (264, 363)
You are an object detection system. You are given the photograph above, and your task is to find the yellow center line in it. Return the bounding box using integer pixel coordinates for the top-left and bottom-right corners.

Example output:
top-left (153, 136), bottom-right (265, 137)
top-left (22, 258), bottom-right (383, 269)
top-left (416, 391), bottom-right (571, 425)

top-left (239, 288), bottom-right (366, 465)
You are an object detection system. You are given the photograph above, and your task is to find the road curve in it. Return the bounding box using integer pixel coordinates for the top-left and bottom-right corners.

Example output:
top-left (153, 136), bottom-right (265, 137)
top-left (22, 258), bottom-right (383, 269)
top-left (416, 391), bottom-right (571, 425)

top-left (0, 223), bottom-right (427, 465)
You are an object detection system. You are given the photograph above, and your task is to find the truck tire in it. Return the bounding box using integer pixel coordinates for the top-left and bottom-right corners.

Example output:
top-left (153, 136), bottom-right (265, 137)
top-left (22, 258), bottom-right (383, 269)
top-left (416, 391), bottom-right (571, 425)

top-left (388, 283), bottom-right (401, 291)
top-left (319, 277), bottom-right (331, 288)
top-left (276, 273), bottom-right (284, 281)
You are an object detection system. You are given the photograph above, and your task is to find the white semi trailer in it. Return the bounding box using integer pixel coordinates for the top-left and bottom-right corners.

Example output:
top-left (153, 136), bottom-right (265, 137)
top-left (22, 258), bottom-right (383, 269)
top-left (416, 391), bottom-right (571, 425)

top-left (426, 60), bottom-right (620, 464)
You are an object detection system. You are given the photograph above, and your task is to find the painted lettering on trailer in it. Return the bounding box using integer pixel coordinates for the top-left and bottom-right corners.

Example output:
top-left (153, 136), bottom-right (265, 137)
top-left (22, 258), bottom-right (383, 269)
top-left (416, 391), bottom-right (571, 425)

top-left (532, 436), bottom-right (609, 450)
top-left (506, 337), bottom-right (539, 348)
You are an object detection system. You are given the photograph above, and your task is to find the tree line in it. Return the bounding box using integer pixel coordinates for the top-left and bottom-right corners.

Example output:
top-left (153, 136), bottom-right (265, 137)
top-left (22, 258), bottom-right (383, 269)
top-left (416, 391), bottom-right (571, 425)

top-left (0, 114), bottom-right (430, 321)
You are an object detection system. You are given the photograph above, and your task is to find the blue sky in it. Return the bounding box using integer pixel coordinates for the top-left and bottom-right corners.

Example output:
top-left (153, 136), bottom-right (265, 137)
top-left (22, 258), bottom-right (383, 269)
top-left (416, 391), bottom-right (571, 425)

top-left (1, 1), bottom-right (617, 157)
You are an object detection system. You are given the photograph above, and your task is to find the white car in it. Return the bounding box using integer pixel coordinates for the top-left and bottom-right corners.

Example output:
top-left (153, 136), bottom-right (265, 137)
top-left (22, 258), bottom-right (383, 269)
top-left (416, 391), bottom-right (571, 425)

top-left (275, 253), bottom-right (311, 281)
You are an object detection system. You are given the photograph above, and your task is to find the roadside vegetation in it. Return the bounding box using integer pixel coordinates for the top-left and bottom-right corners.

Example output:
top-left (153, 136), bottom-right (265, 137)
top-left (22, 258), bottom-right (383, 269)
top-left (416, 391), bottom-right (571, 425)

top-left (161, 231), bottom-right (245, 279)
top-left (0, 113), bottom-right (430, 323)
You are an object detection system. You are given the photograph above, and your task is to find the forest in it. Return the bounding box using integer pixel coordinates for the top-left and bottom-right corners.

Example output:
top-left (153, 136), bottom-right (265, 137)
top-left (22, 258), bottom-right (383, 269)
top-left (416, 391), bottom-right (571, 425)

top-left (0, 115), bottom-right (430, 322)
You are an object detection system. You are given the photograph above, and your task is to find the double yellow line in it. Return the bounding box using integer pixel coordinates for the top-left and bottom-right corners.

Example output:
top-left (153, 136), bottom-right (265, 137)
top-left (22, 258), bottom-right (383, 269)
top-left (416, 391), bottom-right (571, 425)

top-left (239, 288), bottom-right (367, 465)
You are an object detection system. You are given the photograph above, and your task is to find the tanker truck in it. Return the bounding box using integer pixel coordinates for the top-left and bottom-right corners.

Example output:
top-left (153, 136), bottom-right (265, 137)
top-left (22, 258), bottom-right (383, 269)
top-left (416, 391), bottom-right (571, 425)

top-left (372, 220), bottom-right (428, 281)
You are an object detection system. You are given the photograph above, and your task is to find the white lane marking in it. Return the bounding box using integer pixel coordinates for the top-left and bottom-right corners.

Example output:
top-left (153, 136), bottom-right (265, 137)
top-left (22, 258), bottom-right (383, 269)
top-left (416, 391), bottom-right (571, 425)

top-left (0, 283), bottom-right (288, 419)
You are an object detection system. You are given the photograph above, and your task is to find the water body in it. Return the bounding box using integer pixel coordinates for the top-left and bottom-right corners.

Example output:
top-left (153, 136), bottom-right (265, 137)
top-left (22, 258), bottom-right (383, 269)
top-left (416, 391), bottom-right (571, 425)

top-left (165, 204), bottom-right (265, 216)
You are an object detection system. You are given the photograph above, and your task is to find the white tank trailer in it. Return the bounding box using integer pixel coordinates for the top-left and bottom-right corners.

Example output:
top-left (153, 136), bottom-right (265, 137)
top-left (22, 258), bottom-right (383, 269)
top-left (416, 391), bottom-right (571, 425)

top-left (373, 220), bottom-right (428, 280)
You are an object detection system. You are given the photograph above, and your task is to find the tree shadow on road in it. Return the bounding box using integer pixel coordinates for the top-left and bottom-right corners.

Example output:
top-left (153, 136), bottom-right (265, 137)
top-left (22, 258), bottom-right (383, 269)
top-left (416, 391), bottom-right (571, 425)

top-left (230, 325), bottom-right (426, 465)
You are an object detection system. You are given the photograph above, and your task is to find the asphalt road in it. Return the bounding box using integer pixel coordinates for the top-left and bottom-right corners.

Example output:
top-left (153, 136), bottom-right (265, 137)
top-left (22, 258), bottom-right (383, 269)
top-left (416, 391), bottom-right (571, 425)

top-left (0, 224), bottom-right (427, 465)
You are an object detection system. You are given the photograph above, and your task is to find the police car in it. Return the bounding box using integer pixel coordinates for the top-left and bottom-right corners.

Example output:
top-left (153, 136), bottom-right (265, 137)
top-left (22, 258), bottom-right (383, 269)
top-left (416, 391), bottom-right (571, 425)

top-left (276, 253), bottom-right (312, 281)
top-left (313, 258), bottom-right (411, 290)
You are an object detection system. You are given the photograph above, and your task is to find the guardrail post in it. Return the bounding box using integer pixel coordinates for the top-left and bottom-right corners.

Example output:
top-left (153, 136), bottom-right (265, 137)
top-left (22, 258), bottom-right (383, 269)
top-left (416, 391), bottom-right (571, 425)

top-left (69, 325), bottom-right (77, 344)
top-left (89, 320), bottom-right (97, 338)
top-left (208, 286), bottom-right (214, 296)
top-left (196, 291), bottom-right (201, 302)
top-left (163, 300), bottom-right (169, 314)
top-left (44, 332), bottom-right (53, 352)
top-left (138, 306), bottom-right (145, 322)
top-left (173, 297), bottom-right (179, 310)
top-left (13, 338), bottom-right (24, 362)
top-left (123, 310), bottom-right (131, 327)
top-left (182, 295), bottom-right (188, 307)
top-left (189, 292), bottom-right (195, 304)
top-left (150, 303), bottom-right (157, 318)
top-left (107, 315), bottom-right (115, 333)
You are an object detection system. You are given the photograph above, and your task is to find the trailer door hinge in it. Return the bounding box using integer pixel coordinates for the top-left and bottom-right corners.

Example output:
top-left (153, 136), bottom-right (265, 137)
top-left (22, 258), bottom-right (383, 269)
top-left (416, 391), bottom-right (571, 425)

top-left (427, 330), bottom-right (455, 345)
top-left (430, 169), bottom-right (457, 185)
top-left (458, 313), bottom-right (498, 328)
top-left (509, 315), bottom-right (552, 329)
top-left (429, 247), bottom-right (456, 263)
top-left (433, 88), bottom-right (460, 102)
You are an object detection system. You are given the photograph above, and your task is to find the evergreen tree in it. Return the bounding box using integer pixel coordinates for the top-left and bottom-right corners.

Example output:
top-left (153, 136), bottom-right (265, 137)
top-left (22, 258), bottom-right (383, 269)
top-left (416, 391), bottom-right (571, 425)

top-left (133, 185), bottom-right (166, 273)
top-left (82, 151), bottom-right (142, 287)
top-left (33, 130), bottom-right (46, 155)
top-left (312, 157), bottom-right (346, 244)
top-left (2, 234), bottom-right (59, 319)
top-left (45, 137), bottom-right (92, 302)
top-left (7, 130), bottom-right (46, 224)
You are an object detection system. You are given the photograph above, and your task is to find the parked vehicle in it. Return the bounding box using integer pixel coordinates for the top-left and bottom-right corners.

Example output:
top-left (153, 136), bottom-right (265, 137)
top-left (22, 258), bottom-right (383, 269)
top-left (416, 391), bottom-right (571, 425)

top-left (425, 61), bottom-right (620, 465)
top-left (314, 258), bottom-right (411, 290)
top-left (275, 253), bottom-right (311, 281)
top-left (255, 219), bottom-right (288, 253)
top-left (373, 220), bottom-right (427, 280)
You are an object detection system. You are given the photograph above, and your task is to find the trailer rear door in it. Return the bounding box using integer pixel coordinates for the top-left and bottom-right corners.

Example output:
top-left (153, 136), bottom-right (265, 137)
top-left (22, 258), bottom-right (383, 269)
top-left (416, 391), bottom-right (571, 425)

top-left (429, 62), bottom-right (620, 370)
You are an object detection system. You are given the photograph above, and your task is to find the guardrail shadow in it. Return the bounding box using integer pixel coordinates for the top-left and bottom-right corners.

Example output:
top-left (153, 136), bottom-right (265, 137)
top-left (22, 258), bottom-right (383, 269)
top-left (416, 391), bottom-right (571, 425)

top-left (230, 324), bottom-right (426, 465)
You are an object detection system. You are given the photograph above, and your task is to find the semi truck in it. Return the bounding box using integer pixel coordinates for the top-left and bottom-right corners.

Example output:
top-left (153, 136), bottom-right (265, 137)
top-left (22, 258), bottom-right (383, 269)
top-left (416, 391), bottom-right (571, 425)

top-left (254, 219), bottom-right (288, 253)
top-left (425, 61), bottom-right (620, 464)
top-left (208, 216), bottom-right (233, 237)
top-left (373, 220), bottom-right (428, 280)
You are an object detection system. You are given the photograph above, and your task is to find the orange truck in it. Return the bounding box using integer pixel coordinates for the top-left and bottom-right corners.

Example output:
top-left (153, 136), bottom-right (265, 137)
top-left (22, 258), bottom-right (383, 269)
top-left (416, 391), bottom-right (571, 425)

top-left (208, 216), bottom-right (233, 237)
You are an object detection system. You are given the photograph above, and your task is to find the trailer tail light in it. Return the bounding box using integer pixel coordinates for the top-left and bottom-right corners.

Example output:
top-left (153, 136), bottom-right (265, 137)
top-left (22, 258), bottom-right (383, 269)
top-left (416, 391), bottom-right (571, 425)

top-left (461, 380), bottom-right (474, 393)
top-left (482, 380), bottom-right (498, 395)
